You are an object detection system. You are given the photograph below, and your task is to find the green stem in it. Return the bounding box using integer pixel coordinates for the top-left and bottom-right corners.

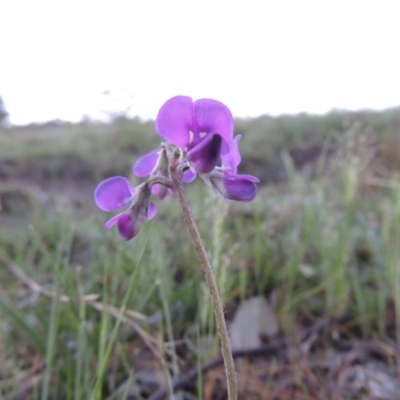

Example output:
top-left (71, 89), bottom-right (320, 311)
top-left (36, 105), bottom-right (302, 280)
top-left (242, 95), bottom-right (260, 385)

top-left (169, 158), bottom-right (237, 400)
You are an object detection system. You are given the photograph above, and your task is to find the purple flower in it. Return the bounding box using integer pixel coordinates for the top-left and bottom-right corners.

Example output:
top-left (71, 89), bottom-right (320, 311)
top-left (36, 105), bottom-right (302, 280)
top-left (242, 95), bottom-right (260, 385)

top-left (133, 95), bottom-right (234, 178)
top-left (221, 134), bottom-right (242, 176)
top-left (95, 95), bottom-right (259, 240)
top-left (209, 134), bottom-right (259, 202)
top-left (133, 95), bottom-right (259, 203)
top-left (94, 176), bottom-right (156, 240)
top-left (211, 173), bottom-right (260, 202)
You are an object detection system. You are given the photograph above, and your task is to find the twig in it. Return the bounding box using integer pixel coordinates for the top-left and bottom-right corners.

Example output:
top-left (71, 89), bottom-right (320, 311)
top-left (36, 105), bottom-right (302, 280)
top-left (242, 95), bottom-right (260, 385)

top-left (148, 343), bottom-right (283, 400)
top-left (3, 374), bottom-right (42, 400)
top-left (148, 316), bottom-right (398, 400)
top-left (364, 175), bottom-right (400, 190)
top-left (1, 258), bottom-right (163, 364)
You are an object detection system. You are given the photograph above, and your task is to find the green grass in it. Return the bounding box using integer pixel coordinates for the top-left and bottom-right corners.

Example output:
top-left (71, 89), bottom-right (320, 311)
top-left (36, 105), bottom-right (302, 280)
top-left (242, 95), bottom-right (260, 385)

top-left (0, 108), bottom-right (400, 398)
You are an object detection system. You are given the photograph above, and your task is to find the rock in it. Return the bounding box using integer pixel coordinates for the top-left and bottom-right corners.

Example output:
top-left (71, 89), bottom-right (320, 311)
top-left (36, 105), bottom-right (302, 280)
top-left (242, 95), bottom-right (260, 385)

top-left (229, 296), bottom-right (279, 350)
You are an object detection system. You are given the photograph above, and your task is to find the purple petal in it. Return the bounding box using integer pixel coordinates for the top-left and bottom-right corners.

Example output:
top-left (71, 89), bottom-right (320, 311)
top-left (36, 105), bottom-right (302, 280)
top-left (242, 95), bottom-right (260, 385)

top-left (104, 203), bottom-right (155, 241)
top-left (94, 177), bottom-right (134, 212)
top-left (215, 174), bottom-right (258, 202)
top-left (104, 212), bottom-right (138, 240)
top-left (193, 98), bottom-right (233, 154)
top-left (222, 135), bottom-right (242, 175)
top-left (133, 148), bottom-right (161, 177)
top-left (104, 213), bottom-right (124, 230)
top-left (117, 213), bottom-right (138, 241)
top-left (187, 133), bottom-right (222, 173)
top-left (148, 202), bottom-right (157, 220)
top-left (182, 169), bottom-right (197, 183)
top-left (155, 96), bottom-right (193, 148)
top-left (237, 174), bottom-right (260, 183)
top-left (151, 183), bottom-right (168, 199)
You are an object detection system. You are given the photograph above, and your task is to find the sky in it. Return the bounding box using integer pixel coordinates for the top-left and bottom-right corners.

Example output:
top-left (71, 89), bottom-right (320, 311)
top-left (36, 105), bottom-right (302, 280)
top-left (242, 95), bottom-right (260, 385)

top-left (1, 0), bottom-right (399, 125)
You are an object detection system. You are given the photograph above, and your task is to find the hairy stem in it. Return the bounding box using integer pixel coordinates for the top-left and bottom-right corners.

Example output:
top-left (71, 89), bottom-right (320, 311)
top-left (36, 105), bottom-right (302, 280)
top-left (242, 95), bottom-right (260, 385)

top-left (169, 156), bottom-right (237, 400)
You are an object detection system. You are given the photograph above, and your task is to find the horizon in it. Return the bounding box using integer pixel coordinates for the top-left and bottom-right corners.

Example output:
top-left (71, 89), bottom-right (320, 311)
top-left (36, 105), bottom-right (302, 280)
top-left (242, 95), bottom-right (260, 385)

top-left (4, 103), bottom-right (400, 129)
top-left (3, 98), bottom-right (400, 127)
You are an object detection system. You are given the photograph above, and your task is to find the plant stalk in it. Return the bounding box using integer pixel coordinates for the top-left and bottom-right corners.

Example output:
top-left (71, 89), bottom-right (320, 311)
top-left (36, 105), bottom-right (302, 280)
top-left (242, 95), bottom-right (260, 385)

top-left (169, 157), bottom-right (237, 400)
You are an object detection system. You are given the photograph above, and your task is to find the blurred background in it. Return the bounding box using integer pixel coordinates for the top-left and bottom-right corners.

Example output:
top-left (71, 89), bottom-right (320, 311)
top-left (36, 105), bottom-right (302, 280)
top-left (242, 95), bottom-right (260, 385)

top-left (1, 1), bottom-right (400, 399)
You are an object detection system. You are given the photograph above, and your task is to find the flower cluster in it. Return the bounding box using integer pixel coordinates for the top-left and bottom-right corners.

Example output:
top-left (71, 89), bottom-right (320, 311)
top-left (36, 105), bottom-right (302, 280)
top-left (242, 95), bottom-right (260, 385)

top-left (94, 96), bottom-right (259, 240)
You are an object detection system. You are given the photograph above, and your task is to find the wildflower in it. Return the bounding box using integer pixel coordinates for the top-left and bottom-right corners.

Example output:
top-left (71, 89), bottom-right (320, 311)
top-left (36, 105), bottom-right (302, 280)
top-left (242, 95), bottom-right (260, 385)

top-left (133, 95), bottom-right (234, 179)
top-left (208, 173), bottom-right (260, 202)
top-left (133, 95), bottom-right (259, 202)
top-left (222, 134), bottom-right (242, 175)
top-left (94, 176), bottom-right (156, 240)
top-left (95, 95), bottom-right (259, 240)
top-left (205, 134), bottom-right (259, 202)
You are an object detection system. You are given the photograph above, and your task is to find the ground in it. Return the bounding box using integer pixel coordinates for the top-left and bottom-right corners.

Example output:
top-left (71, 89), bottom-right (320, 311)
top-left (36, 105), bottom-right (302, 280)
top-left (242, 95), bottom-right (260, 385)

top-left (1, 112), bottom-right (400, 399)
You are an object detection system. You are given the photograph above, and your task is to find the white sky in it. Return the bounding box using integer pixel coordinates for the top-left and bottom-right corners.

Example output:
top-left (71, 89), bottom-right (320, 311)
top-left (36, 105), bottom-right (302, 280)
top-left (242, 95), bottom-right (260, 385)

top-left (1, 0), bottom-right (399, 125)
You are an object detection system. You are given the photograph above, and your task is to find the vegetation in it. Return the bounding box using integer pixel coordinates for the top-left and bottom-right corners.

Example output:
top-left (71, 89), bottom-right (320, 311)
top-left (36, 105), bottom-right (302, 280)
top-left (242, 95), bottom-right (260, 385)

top-left (1, 107), bottom-right (400, 399)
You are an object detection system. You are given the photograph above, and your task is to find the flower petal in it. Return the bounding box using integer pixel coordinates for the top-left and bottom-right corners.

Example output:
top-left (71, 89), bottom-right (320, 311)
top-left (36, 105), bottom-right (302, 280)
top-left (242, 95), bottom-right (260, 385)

top-left (193, 98), bottom-right (233, 154)
top-left (214, 174), bottom-right (258, 202)
top-left (182, 169), bottom-right (197, 183)
top-left (104, 212), bottom-right (140, 240)
top-left (237, 174), bottom-right (260, 183)
top-left (148, 202), bottom-right (157, 220)
top-left (151, 183), bottom-right (168, 199)
top-left (117, 213), bottom-right (138, 241)
top-left (222, 135), bottom-right (242, 175)
top-left (155, 96), bottom-right (193, 148)
top-left (187, 133), bottom-right (222, 173)
top-left (94, 177), bottom-right (134, 212)
top-left (133, 148), bottom-right (161, 177)
top-left (104, 213), bottom-right (124, 230)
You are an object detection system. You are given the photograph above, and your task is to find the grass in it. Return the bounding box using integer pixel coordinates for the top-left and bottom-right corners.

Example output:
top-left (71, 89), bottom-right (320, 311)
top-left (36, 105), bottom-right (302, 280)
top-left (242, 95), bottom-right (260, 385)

top-left (0, 108), bottom-right (400, 398)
